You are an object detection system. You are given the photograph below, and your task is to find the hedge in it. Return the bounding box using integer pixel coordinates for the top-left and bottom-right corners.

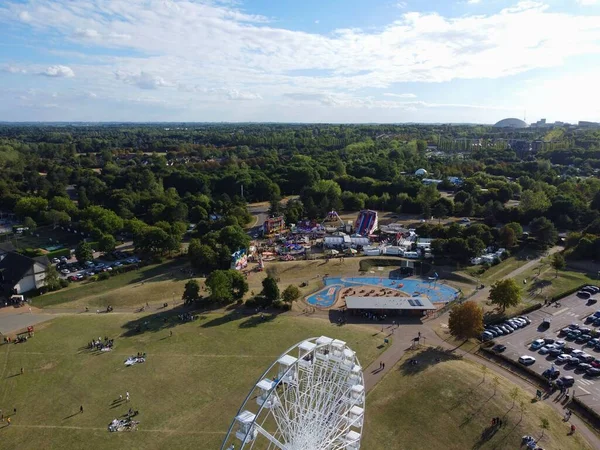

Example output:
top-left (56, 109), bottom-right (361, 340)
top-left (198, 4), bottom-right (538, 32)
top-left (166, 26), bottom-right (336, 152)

top-left (550, 283), bottom-right (588, 303)
top-left (45, 248), bottom-right (71, 259)
top-left (359, 258), bottom-right (431, 274)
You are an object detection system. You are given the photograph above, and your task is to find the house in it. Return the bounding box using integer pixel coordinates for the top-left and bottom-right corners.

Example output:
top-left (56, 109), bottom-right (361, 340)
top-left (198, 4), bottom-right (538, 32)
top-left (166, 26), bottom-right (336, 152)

top-left (0, 242), bottom-right (16, 258)
top-left (0, 251), bottom-right (49, 296)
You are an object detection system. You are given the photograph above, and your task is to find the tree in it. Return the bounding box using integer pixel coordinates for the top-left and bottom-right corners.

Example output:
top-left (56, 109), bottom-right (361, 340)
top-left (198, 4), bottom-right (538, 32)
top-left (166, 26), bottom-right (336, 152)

top-left (529, 217), bottom-right (558, 249)
top-left (498, 225), bottom-right (517, 248)
top-left (432, 202), bottom-right (449, 224)
top-left (539, 417), bottom-right (549, 440)
top-left (206, 270), bottom-right (232, 302)
top-left (98, 234), bottom-right (116, 253)
top-left (134, 226), bottom-right (170, 255)
top-left (551, 253), bottom-right (566, 278)
top-left (75, 241), bottom-right (93, 263)
top-left (282, 284), bottom-right (301, 303)
top-left (182, 279), bottom-right (200, 304)
top-left (492, 376), bottom-right (500, 395)
top-left (510, 387), bottom-right (519, 409)
top-left (23, 216), bottom-right (37, 234)
top-left (447, 301), bottom-right (484, 339)
top-left (80, 205), bottom-right (124, 235)
top-left (489, 279), bottom-right (521, 312)
top-left (14, 196), bottom-right (48, 220)
top-left (44, 265), bottom-right (61, 291)
top-left (262, 276), bottom-right (280, 303)
top-left (205, 269), bottom-right (248, 303)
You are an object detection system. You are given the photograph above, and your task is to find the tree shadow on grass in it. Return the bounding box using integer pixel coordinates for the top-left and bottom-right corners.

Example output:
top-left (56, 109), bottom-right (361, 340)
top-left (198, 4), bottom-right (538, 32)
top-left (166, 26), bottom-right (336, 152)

top-left (121, 302), bottom-right (216, 337)
top-left (397, 346), bottom-right (461, 376)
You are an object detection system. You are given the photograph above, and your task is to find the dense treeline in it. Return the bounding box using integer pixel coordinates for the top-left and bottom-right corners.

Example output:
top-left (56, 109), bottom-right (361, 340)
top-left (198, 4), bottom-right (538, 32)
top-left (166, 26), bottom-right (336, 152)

top-left (0, 123), bottom-right (599, 265)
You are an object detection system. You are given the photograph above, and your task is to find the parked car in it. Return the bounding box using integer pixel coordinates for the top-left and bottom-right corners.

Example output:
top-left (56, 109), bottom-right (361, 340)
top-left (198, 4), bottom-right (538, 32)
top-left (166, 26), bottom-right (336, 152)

top-left (113, 261), bottom-right (122, 267)
top-left (575, 334), bottom-right (592, 343)
top-left (518, 355), bottom-right (536, 365)
top-left (556, 376), bottom-right (575, 387)
top-left (480, 331), bottom-right (494, 341)
top-left (530, 339), bottom-right (545, 350)
top-left (518, 316), bottom-right (531, 325)
top-left (542, 368), bottom-right (560, 380)
top-left (556, 354), bottom-right (572, 364)
top-left (571, 349), bottom-right (584, 358)
top-left (588, 298), bottom-right (598, 305)
top-left (540, 319), bottom-right (551, 330)
top-left (577, 363), bottom-right (593, 371)
top-left (579, 354), bottom-right (595, 363)
top-left (60, 268), bottom-right (70, 275)
top-left (559, 327), bottom-right (573, 336)
top-left (577, 291), bottom-right (591, 299)
top-left (492, 344), bottom-right (506, 353)
top-left (76, 273), bottom-right (84, 280)
top-left (587, 368), bottom-right (600, 377)
top-left (579, 327), bottom-right (592, 334)
top-left (591, 360), bottom-right (600, 368)
top-left (51, 257), bottom-right (60, 264)
top-left (548, 347), bottom-right (562, 357)
top-left (585, 315), bottom-right (597, 324)
top-left (562, 346), bottom-right (574, 354)
top-left (587, 338), bottom-right (600, 347)
top-left (539, 345), bottom-right (554, 355)
top-left (554, 340), bottom-right (566, 348)
top-left (68, 275), bottom-right (78, 282)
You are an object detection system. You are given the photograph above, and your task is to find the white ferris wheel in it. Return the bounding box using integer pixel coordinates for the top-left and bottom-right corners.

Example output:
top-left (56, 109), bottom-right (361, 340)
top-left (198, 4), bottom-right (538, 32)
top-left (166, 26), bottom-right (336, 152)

top-left (220, 336), bottom-right (365, 450)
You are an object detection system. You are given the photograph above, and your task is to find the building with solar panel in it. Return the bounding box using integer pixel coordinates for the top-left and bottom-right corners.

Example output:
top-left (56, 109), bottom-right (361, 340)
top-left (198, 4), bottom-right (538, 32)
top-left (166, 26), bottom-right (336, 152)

top-left (344, 296), bottom-right (436, 317)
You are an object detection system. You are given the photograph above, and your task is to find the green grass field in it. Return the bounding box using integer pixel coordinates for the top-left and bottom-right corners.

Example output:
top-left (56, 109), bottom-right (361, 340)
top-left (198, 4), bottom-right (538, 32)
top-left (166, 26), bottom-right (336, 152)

top-left (34, 259), bottom-right (189, 309)
top-left (0, 312), bottom-right (384, 450)
top-left (363, 348), bottom-right (592, 450)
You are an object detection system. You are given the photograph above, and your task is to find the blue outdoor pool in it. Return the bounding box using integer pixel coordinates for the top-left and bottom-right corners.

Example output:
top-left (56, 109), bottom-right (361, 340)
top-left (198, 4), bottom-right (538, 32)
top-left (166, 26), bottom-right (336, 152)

top-left (306, 276), bottom-right (459, 308)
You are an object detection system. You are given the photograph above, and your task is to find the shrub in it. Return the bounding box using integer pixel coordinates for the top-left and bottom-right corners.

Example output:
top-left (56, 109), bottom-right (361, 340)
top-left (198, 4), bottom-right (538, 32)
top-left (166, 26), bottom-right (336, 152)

top-left (97, 272), bottom-right (110, 281)
top-left (59, 278), bottom-right (69, 288)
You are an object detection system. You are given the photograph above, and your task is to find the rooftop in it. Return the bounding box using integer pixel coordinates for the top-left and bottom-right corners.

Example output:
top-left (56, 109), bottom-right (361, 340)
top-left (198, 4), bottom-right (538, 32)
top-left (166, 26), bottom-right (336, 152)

top-left (345, 296), bottom-right (435, 310)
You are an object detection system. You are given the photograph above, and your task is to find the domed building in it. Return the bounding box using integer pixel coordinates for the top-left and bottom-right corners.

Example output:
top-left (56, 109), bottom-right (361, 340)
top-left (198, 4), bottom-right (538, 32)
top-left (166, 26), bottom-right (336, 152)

top-left (415, 168), bottom-right (428, 176)
top-left (493, 118), bottom-right (528, 128)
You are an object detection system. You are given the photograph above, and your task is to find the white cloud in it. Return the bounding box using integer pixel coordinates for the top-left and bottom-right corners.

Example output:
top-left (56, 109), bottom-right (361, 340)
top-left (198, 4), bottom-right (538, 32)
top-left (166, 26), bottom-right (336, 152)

top-left (576, 0), bottom-right (598, 5)
top-left (115, 71), bottom-right (171, 89)
top-left (18, 10), bottom-right (31, 22)
top-left (284, 92), bottom-right (514, 111)
top-left (4, 65), bottom-right (27, 74)
top-left (314, 19), bottom-right (320, 24)
top-left (1, 0), bottom-right (600, 121)
top-left (40, 65), bottom-right (75, 78)
top-left (467, 0), bottom-right (481, 4)
top-left (73, 28), bottom-right (99, 39)
top-left (384, 93), bottom-right (417, 98)
top-left (396, 2), bottom-right (408, 8)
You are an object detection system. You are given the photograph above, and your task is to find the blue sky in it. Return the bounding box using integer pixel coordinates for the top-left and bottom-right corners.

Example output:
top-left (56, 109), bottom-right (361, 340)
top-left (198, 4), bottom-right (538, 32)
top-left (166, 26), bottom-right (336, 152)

top-left (1, 0), bottom-right (600, 123)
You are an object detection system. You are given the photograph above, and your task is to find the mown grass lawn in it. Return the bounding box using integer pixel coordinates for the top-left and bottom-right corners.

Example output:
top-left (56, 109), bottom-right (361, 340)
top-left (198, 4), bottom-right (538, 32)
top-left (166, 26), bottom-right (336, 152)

top-left (0, 312), bottom-right (383, 450)
top-left (33, 259), bottom-right (189, 309)
top-left (363, 348), bottom-right (592, 450)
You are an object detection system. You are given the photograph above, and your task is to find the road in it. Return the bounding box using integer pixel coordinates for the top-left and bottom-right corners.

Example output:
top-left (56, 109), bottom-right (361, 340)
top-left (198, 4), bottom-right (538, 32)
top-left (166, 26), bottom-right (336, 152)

top-left (492, 292), bottom-right (600, 411)
top-left (247, 203), bottom-right (268, 237)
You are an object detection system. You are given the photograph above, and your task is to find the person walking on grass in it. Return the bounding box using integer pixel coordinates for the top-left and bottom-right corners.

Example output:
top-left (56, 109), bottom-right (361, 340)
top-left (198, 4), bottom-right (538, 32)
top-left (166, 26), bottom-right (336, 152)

top-left (126, 392), bottom-right (130, 402)
top-left (80, 405), bottom-right (84, 414)
top-left (7, 417), bottom-right (10, 426)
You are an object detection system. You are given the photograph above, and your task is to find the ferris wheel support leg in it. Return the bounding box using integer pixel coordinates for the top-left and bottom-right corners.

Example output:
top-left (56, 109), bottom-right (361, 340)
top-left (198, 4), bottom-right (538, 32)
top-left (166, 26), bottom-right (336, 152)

top-left (254, 422), bottom-right (287, 450)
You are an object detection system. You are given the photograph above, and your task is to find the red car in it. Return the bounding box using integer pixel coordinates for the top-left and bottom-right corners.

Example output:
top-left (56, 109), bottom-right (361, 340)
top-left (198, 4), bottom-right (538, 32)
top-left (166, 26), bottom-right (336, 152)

top-left (68, 275), bottom-right (79, 282)
top-left (591, 360), bottom-right (600, 369)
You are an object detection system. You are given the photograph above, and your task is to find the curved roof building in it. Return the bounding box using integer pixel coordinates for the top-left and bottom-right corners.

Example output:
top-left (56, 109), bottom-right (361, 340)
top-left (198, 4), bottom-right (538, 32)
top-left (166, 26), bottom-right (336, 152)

top-left (493, 118), bottom-right (528, 128)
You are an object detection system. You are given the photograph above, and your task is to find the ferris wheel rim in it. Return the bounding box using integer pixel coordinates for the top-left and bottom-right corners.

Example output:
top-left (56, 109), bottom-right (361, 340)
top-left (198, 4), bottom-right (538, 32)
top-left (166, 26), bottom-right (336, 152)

top-left (220, 336), bottom-right (365, 450)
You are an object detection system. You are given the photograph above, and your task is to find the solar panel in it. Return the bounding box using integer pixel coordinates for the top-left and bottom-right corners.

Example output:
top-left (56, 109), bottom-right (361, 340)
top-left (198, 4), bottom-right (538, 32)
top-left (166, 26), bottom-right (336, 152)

top-left (414, 299), bottom-right (423, 306)
top-left (408, 300), bottom-right (416, 306)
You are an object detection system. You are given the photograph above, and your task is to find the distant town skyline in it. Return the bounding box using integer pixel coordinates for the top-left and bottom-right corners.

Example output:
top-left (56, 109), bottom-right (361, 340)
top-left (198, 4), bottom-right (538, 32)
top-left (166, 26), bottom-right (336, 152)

top-left (1, 0), bottom-right (600, 123)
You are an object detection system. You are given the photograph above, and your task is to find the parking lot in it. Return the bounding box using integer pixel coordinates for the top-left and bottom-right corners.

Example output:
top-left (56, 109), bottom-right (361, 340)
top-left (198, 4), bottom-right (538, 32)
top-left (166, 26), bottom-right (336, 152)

top-left (491, 290), bottom-right (600, 412)
top-left (53, 250), bottom-right (140, 282)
